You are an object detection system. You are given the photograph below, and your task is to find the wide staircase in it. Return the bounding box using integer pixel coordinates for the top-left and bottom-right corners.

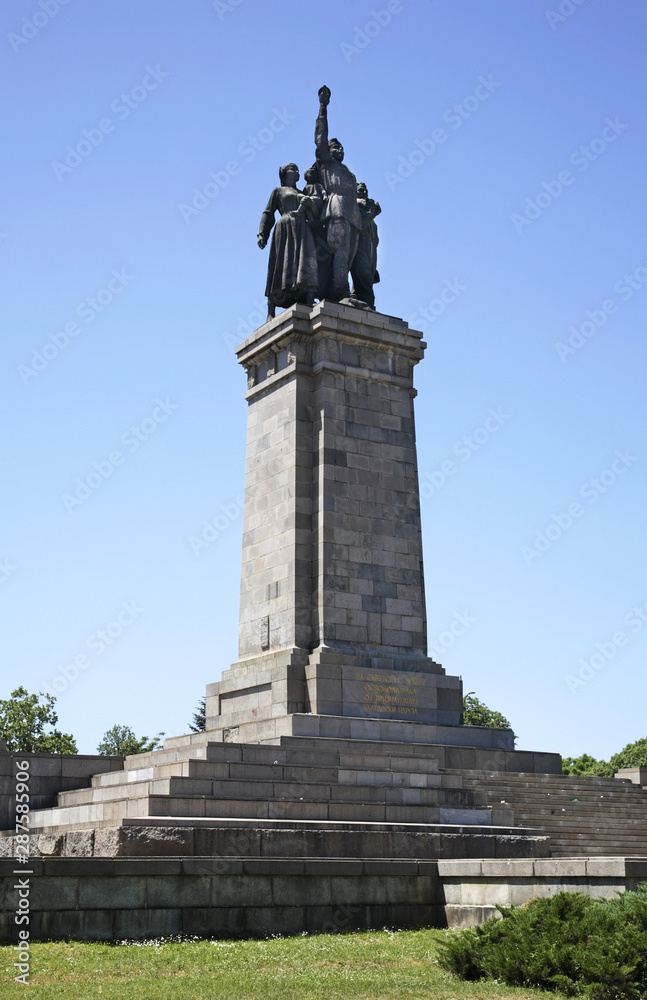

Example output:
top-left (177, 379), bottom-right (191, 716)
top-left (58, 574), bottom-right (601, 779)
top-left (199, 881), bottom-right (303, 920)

top-left (5, 736), bottom-right (645, 859)
top-left (459, 769), bottom-right (647, 857)
top-left (24, 740), bottom-right (511, 831)
top-left (1, 737), bottom-right (558, 861)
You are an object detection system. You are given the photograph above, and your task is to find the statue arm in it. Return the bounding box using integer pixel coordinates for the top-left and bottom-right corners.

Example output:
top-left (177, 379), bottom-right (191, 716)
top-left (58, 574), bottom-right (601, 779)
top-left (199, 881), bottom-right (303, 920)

top-left (297, 194), bottom-right (318, 222)
top-left (315, 85), bottom-right (331, 162)
top-left (257, 188), bottom-right (278, 248)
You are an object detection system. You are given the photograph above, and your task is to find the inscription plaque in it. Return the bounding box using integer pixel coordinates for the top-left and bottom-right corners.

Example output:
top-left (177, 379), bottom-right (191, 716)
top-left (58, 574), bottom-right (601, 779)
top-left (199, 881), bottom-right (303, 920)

top-left (341, 665), bottom-right (444, 724)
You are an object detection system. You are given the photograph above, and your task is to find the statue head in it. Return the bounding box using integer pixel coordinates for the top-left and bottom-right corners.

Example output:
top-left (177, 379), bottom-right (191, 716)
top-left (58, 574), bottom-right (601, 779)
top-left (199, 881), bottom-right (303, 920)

top-left (357, 182), bottom-right (368, 199)
top-left (304, 165), bottom-right (319, 185)
top-left (328, 138), bottom-right (344, 162)
top-left (279, 163), bottom-right (300, 186)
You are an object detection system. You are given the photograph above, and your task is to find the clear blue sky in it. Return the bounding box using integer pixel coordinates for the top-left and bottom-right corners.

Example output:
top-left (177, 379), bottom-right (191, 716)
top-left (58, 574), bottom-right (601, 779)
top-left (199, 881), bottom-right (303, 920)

top-left (1, 0), bottom-right (645, 759)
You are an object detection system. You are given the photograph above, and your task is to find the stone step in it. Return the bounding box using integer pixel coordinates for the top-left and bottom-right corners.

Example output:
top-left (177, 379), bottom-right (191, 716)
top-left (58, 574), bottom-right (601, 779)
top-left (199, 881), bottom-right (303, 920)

top-left (479, 795), bottom-right (646, 808)
top-left (519, 823), bottom-right (647, 835)
top-left (550, 835), bottom-right (647, 846)
top-left (551, 844), bottom-right (647, 856)
top-left (461, 780), bottom-right (642, 797)
top-left (160, 731), bottom-right (211, 751)
top-left (462, 778), bottom-right (642, 796)
top-left (214, 744), bottom-right (442, 771)
top-left (551, 842), bottom-right (647, 851)
top-left (495, 803), bottom-right (647, 820)
top-left (277, 736), bottom-right (561, 771)
top-left (145, 796), bottom-right (496, 826)
top-left (152, 731), bottom-right (548, 766)
top-left (108, 739), bottom-right (565, 787)
top-left (483, 796), bottom-right (647, 812)
top-left (476, 781), bottom-right (647, 814)
top-left (458, 769), bottom-right (647, 857)
top-left (461, 768), bottom-right (631, 783)
top-left (465, 772), bottom-right (645, 789)
top-left (552, 837), bottom-right (647, 844)
top-left (555, 842), bottom-right (647, 849)
top-left (461, 777), bottom-right (647, 808)
top-left (91, 755), bottom-right (446, 791)
top-left (26, 794), bottom-right (500, 832)
top-left (466, 784), bottom-right (644, 801)
top-left (510, 805), bottom-right (645, 820)
top-left (505, 801), bottom-right (647, 813)
top-left (57, 776), bottom-right (487, 810)
top-left (121, 740), bottom-right (445, 774)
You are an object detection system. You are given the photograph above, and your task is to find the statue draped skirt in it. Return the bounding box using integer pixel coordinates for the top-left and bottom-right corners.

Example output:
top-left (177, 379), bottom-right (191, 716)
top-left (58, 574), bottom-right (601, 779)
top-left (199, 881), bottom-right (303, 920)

top-left (265, 212), bottom-right (319, 308)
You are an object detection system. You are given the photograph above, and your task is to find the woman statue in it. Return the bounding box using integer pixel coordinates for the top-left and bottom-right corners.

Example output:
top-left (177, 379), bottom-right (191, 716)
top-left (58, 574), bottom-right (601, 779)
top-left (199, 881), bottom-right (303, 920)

top-left (257, 163), bottom-right (319, 319)
top-left (303, 163), bottom-right (332, 302)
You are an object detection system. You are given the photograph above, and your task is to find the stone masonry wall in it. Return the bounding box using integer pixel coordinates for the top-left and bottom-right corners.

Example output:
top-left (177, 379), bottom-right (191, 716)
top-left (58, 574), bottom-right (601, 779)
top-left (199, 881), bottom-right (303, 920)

top-left (237, 372), bottom-right (314, 657)
top-left (312, 363), bottom-right (426, 655)
top-left (235, 302), bottom-right (431, 664)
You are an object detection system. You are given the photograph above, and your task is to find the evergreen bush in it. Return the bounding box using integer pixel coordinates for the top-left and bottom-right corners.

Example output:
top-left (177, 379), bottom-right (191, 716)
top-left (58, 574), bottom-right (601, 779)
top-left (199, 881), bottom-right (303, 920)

top-left (438, 887), bottom-right (647, 998)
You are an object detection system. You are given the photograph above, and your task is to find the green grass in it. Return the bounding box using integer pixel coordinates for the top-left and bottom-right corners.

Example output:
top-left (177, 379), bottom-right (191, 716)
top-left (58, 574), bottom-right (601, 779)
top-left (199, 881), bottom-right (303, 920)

top-left (1, 928), bottom-right (564, 999)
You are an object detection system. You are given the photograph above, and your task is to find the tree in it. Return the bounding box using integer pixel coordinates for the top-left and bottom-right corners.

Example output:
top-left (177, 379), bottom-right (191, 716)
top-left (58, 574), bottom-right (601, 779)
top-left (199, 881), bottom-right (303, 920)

top-left (562, 739), bottom-right (647, 777)
top-left (562, 753), bottom-right (613, 777)
top-left (189, 696), bottom-right (206, 733)
top-left (97, 724), bottom-right (164, 756)
top-left (0, 687), bottom-right (77, 754)
top-left (462, 692), bottom-right (512, 731)
top-left (609, 737), bottom-right (647, 773)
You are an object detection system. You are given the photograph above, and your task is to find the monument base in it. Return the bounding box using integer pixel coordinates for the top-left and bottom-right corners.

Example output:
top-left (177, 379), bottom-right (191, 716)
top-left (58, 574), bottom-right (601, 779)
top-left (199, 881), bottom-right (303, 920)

top-left (203, 711), bottom-right (515, 749)
top-left (206, 646), bottom-right (469, 741)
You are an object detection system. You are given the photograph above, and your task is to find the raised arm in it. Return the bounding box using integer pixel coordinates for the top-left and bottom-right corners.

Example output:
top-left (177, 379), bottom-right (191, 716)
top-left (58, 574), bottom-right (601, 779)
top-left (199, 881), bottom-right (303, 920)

top-left (315, 85), bottom-right (331, 162)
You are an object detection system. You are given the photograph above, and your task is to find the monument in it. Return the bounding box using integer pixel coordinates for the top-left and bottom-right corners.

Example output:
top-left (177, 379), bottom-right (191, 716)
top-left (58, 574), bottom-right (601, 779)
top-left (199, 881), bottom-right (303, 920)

top-left (3, 87), bottom-right (646, 942)
top-left (205, 86), bottom-right (505, 749)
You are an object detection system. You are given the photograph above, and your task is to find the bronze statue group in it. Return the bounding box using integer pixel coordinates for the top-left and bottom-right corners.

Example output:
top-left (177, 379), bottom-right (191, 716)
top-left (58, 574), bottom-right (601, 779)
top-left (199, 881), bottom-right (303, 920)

top-left (258, 86), bottom-right (381, 319)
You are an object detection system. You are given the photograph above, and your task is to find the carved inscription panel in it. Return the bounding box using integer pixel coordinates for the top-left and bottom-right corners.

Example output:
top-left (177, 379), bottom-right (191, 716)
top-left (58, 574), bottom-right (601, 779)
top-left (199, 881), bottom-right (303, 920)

top-left (341, 666), bottom-right (438, 723)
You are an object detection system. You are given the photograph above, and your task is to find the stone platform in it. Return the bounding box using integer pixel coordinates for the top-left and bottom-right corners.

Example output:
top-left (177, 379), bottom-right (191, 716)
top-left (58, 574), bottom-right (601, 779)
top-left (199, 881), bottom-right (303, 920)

top-left (2, 855), bottom-right (646, 940)
top-left (2, 739), bottom-right (647, 940)
top-left (441, 856), bottom-right (647, 927)
top-left (182, 711), bottom-right (516, 748)
top-left (0, 855), bottom-right (445, 940)
top-left (4, 738), bottom-right (524, 837)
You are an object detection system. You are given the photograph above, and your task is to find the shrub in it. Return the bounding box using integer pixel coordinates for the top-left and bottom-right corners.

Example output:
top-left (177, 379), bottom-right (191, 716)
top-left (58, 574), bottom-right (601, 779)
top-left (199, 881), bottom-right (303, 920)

top-left (438, 887), bottom-right (647, 998)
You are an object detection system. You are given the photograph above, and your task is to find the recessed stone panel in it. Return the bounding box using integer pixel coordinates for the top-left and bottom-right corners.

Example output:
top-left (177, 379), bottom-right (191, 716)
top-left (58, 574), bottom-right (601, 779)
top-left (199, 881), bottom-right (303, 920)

top-left (341, 664), bottom-right (436, 722)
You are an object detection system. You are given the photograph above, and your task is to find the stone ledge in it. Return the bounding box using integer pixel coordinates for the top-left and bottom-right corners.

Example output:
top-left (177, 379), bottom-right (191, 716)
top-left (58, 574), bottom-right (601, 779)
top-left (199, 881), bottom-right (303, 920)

top-left (1, 855), bottom-right (441, 878)
top-left (438, 856), bottom-right (647, 927)
top-left (438, 857), bottom-right (647, 878)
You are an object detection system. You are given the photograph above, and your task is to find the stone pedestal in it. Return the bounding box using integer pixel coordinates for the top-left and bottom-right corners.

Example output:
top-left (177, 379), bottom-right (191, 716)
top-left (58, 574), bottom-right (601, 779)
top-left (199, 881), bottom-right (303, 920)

top-left (205, 301), bottom-right (479, 743)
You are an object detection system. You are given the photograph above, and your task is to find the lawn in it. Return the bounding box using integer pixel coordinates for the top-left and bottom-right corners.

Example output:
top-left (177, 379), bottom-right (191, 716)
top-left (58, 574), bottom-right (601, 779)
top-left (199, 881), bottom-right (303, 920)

top-left (1, 928), bottom-right (564, 999)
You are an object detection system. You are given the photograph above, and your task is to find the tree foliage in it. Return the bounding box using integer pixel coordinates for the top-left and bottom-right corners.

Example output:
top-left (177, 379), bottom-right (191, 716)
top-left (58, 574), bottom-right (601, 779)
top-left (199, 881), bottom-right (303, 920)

top-left (563, 738), bottom-right (647, 777)
top-left (610, 737), bottom-right (647, 773)
top-left (0, 687), bottom-right (77, 754)
top-left (562, 753), bottom-right (613, 777)
top-left (462, 692), bottom-right (512, 731)
top-left (189, 696), bottom-right (206, 733)
top-left (97, 724), bottom-right (164, 756)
